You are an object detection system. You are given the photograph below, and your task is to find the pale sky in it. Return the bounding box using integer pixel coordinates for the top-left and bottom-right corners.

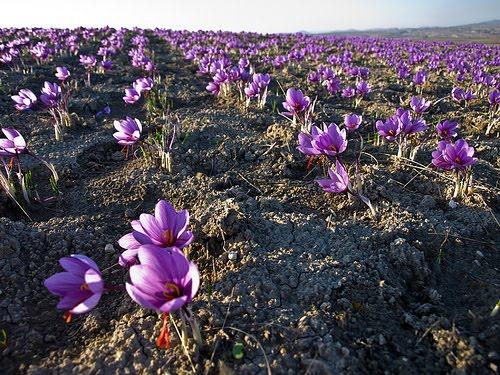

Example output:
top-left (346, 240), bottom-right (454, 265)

top-left (0, 0), bottom-right (498, 33)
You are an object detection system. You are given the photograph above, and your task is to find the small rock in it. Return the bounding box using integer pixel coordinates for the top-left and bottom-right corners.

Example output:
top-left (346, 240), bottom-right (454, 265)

top-left (105, 244), bottom-right (115, 254)
top-left (228, 251), bottom-right (238, 261)
top-left (448, 200), bottom-right (458, 209)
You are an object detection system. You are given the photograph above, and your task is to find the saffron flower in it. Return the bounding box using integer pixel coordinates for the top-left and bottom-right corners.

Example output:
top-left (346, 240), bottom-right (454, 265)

top-left (451, 87), bottom-right (465, 102)
top-left (0, 128), bottom-right (26, 156)
top-left (44, 254), bottom-right (104, 320)
top-left (11, 89), bottom-right (37, 111)
top-left (282, 88), bottom-right (310, 116)
top-left (488, 89), bottom-right (500, 106)
top-left (432, 139), bottom-right (476, 170)
top-left (298, 123), bottom-right (347, 157)
top-left (244, 82), bottom-right (260, 98)
top-left (344, 114), bottom-right (362, 131)
top-left (79, 54), bottom-right (97, 69)
top-left (376, 117), bottom-right (402, 141)
top-left (206, 81), bottom-right (220, 96)
top-left (101, 60), bottom-right (113, 71)
top-left (342, 86), bottom-right (355, 98)
top-left (123, 88), bottom-right (141, 104)
top-left (436, 120), bottom-right (458, 139)
top-left (252, 73), bottom-right (270, 89)
top-left (356, 81), bottom-right (371, 97)
top-left (133, 77), bottom-right (154, 93)
top-left (113, 117), bottom-right (142, 145)
top-left (410, 96), bottom-right (431, 114)
top-left (316, 160), bottom-right (349, 194)
top-left (413, 70), bottom-right (427, 86)
top-left (118, 200), bottom-right (194, 267)
top-left (125, 245), bottom-right (199, 313)
top-left (39, 82), bottom-right (61, 108)
top-left (55, 66), bottom-right (70, 81)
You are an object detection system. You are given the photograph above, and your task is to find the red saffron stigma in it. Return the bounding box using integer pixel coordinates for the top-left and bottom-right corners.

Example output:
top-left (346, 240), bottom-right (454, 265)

top-left (306, 157), bottom-right (315, 170)
top-left (63, 312), bottom-right (73, 324)
top-left (156, 313), bottom-right (170, 349)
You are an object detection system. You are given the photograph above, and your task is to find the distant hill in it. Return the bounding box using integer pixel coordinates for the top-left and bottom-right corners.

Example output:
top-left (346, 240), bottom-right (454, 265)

top-left (317, 20), bottom-right (500, 43)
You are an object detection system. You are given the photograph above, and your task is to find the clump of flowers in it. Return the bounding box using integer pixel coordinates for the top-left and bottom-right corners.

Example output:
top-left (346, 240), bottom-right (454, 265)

top-left (376, 108), bottom-right (428, 159)
top-left (432, 139), bottom-right (476, 199)
top-left (123, 77), bottom-right (154, 105)
top-left (244, 73), bottom-right (270, 109)
top-left (297, 122), bottom-right (375, 216)
top-left (117, 200), bottom-right (193, 267)
top-left (11, 89), bottom-right (37, 111)
top-left (44, 201), bottom-right (201, 350)
top-left (0, 128), bottom-right (58, 211)
top-left (282, 88), bottom-right (313, 128)
top-left (451, 87), bottom-right (475, 107)
top-left (12, 76), bottom-right (73, 140)
top-left (79, 54), bottom-right (97, 86)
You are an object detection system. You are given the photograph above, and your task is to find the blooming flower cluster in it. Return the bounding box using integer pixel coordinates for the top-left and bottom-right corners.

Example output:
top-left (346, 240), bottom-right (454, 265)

top-left (44, 200), bottom-right (200, 348)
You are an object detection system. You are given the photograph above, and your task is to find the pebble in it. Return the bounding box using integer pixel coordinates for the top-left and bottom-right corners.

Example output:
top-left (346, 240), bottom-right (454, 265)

top-left (104, 244), bottom-right (115, 254)
top-left (448, 200), bottom-right (458, 209)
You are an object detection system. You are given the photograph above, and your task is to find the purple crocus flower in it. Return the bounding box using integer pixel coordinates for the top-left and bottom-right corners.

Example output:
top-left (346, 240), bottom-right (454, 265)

top-left (432, 139), bottom-right (476, 170)
top-left (297, 131), bottom-right (318, 156)
top-left (133, 77), bottom-right (154, 93)
top-left (44, 254), bottom-right (104, 320)
top-left (489, 90), bottom-right (500, 105)
top-left (344, 114), bottom-right (362, 131)
top-left (316, 160), bottom-right (349, 194)
top-left (244, 82), bottom-right (260, 98)
top-left (342, 86), bottom-right (355, 98)
top-left (117, 200), bottom-right (194, 267)
top-left (11, 89), bottom-right (37, 111)
top-left (436, 120), bottom-right (458, 139)
top-left (55, 66), bottom-right (70, 81)
top-left (309, 123), bottom-right (348, 156)
top-left (113, 117), bottom-right (142, 146)
top-left (101, 60), bottom-right (113, 71)
top-left (410, 96), bottom-right (431, 114)
top-left (39, 82), bottom-right (61, 108)
top-left (0, 128), bottom-right (27, 156)
top-left (451, 87), bottom-right (465, 102)
top-left (463, 90), bottom-right (475, 101)
top-left (402, 117), bottom-right (427, 134)
top-left (96, 105), bottom-right (111, 119)
top-left (79, 54), bottom-right (97, 69)
top-left (282, 88), bottom-right (310, 116)
top-left (125, 245), bottom-right (199, 313)
top-left (206, 81), bottom-right (220, 96)
top-left (308, 71), bottom-right (321, 83)
top-left (252, 73), bottom-right (270, 89)
top-left (123, 88), bottom-right (141, 104)
top-left (413, 70), bottom-right (427, 86)
top-left (376, 116), bottom-right (402, 141)
top-left (431, 141), bottom-right (453, 170)
top-left (356, 81), bottom-right (371, 97)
